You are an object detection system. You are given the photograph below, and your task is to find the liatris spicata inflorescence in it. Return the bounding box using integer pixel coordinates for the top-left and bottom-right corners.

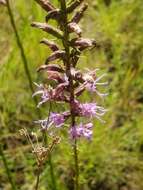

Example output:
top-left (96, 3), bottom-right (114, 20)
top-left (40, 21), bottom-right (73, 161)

top-left (32, 0), bottom-right (107, 189)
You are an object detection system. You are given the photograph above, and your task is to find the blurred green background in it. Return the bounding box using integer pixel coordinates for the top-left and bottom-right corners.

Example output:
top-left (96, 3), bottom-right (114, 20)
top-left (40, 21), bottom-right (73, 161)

top-left (0, 0), bottom-right (143, 189)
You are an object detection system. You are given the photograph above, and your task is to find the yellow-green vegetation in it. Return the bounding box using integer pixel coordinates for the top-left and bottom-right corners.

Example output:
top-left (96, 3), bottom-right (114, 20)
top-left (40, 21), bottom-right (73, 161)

top-left (0, 0), bottom-right (143, 189)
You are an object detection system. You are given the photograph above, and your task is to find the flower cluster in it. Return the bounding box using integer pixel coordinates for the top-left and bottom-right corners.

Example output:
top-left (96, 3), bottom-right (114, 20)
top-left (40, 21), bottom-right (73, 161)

top-left (70, 123), bottom-right (93, 140)
top-left (32, 0), bottom-right (107, 140)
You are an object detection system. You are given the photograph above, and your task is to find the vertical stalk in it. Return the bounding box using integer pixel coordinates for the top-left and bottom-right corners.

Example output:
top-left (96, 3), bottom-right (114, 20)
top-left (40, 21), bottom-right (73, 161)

top-left (43, 103), bottom-right (57, 190)
top-left (60, 1), bottom-right (79, 189)
top-left (35, 166), bottom-right (41, 190)
top-left (48, 155), bottom-right (57, 190)
top-left (0, 145), bottom-right (17, 190)
top-left (46, 136), bottom-right (57, 190)
top-left (5, 0), bottom-right (41, 118)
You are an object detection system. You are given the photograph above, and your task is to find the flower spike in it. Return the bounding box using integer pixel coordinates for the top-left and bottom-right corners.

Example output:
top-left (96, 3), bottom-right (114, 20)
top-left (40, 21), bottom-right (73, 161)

top-left (32, 0), bottom-right (108, 187)
top-left (34, 0), bottom-right (56, 12)
top-left (32, 0), bottom-right (107, 169)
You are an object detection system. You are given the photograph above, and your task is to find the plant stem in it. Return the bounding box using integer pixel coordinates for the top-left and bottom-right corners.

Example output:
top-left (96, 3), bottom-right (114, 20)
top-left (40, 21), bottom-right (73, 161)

top-left (43, 133), bottom-right (57, 190)
top-left (0, 145), bottom-right (17, 190)
top-left (35, 166), bottom-right (41, 190)
top-left (73, 138), bottom-right (79, 190)
top-left (60, 1), bottom-right (79, 189)
top-left (43, 103), bottom-right (57, 190)
top-left (48, 145), bottom-right (57, 190)
top-left (5, 0), bottom-right (41, 118)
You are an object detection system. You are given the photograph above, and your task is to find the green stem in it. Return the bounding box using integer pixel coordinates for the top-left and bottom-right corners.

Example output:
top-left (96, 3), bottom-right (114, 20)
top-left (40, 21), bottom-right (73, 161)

top-left (48, 150), bottom-right (57, 190)
top-left (43, 103), bottom-right (57, 190)
top-left (0, 145), bottom-right (17, 190)
top-left (60, 1), bottom-right (79, 189)
top-left (5, 0), bottom-right (41, 118)
top-left (43, 133), bottom-right (57, 190)
top-left (73, 138), bottom-right (79, 190)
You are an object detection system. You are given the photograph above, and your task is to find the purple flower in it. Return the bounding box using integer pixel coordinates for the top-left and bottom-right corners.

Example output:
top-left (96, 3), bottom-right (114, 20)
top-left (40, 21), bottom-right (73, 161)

top-left (49, 112), bottom-right (65, 127)
top-left (35, 111), bottom-right (70, 129)
top-left (83, 71), bottom-right (108, 97)
top-left (33, 83), bottom-right (51, 107)
top-left (70, 123), bottom-right (93, 140)
top-left (73, 101), bottom-right (107, 122)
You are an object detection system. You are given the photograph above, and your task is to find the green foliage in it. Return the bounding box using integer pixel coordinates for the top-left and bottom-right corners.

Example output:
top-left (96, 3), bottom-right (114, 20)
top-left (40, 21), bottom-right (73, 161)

top-left (0, 0), bottom-right (143, 189)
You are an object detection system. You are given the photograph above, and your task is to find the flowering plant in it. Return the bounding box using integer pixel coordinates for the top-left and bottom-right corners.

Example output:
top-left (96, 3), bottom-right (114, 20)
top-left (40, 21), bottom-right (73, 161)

top-left (32, 0), bottom-right (107, 189)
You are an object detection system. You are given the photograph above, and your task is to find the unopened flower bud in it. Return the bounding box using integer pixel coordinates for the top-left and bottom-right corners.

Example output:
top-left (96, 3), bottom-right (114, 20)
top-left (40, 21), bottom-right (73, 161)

top-left (54, 82), bottom-right (69, 100)
top-left (31, 22), bottom-right (63, 39)
top-left (40, 38), bottom-right (59, 51)
top-left (71, 38), bottom-right (96, 50)
top-left (45, 9), bottom-right (61, 22)
top-left (46, 71), bottom-right (64, 83)
top-left (35, 0), bottom-right (55, 12)
top-left (37, 64), bottom-right (64, 73)
top-left (66, 0), bottom-right (84, 13)
top-left (68, 22), bottom-right (82, 36)
top-left (45, 50), bottom-right (65, 64)
top-left (71, 3), bottom-right (88, 24)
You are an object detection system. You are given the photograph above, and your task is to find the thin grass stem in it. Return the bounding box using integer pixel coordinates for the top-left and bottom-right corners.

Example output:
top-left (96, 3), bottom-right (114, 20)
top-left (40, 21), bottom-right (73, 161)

top-left (5, 0), bottom-right (41, 118)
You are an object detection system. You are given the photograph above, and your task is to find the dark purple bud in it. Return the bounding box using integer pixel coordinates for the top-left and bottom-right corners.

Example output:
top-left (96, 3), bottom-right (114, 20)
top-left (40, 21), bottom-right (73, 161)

top-left (34, 0), bottom-right (55, 12)
top-left (68, 22), bottom-right (82, 36)
top-left (45, 50), bottom-right (65, 64)
top-left (71, 3), bottom-right (88, 24)
top-left (40, 38), bottom-right (59, 51)
top-left (46, 71), bottom-right (64, 83)
top-left (45, 9), bottom-right (61, 22)
top-left (31, 22), bottom-right (63, 39)
top-left (71, 38), bottom-right (96, 50)
top-left (37, 64), bottom-right (64, 73)
top-left (66, 0), bottom-right (84, 13)
top-left (53, 82), bottom-right (69, 100)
